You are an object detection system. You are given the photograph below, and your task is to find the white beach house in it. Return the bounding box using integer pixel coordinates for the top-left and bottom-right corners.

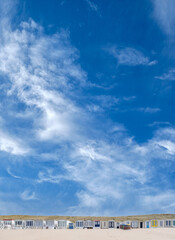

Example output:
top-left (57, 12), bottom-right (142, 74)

top-left (172, 219), bottom-right (175, 227)
top-left (108, 220), bottom-right (115, 228)
top-left (84, 220), bottom-right (94, 229)
top-left (34, 220), bottom-right (44, 229)
top-left (131, 221), bottom-right (138, 228)
top-left (3, 219), bottom-right (13, 229)
top-left (58, 220), bottom-right (67, 229)
top-left (45, 220), bottom-right (55, 229)
top-left (0, 220), bottom-right (3, 229)
top-left (100, 221), bottom-right (108, 229)
top-left (14, 220), bottom-right (25, 229)
top-left (25, 220), bottom-right (34, 229)
top-left (158, 220), bottom-right (164, 228)
top-left (115, 222), bottom-right (120, 229)
top-left (164, 219), bottom-right (172, 227)
top-left (76, 220), bottom-right (84, 229)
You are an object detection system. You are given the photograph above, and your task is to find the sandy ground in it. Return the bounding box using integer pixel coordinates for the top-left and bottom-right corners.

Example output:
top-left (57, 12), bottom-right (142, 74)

top-left (0, 228), bottom-right (175, 240)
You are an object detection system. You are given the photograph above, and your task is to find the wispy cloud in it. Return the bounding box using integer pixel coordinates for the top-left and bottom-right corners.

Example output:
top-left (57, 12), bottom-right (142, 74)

top-left (155, 69), bottom-right (175, 80)
top-left (152, 0), bottom-right (175, 38)
top-left (37, 169), bottom-right (64, 184)
top-left (0, 18), bottom-right (86, 143)
top-left (0, 130), bottom-right (29, 155)
top-left (143, 190), bottom-right (175, 212)
top-left (148, 121), bottom-right (171, 127)
top-left (7, 168), bottom-right (22, 179)
top-left (20, 190), bottom-right (37, 200)
top-left (85, 0), bottom-right (98, 12)
top-left (157, 140), bottom-right (175, 155)
top-left (137, 107), bottom-right (161, 113)
top-left (106, 46), bottom-right (157, 66)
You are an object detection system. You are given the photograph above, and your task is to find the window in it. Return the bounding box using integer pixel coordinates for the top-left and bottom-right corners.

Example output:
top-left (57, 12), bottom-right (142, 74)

top-left (15, 221), bottom-right (22, 226)
top-left (26, 221), bottom-right (33, 227)
top-left (4, 221), bottom-right (12, 225)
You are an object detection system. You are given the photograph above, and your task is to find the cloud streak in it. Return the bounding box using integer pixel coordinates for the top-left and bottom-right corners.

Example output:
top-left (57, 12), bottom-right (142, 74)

top-left (152, 0), bottom-right (175, 38)
top-left (20, 190), bottom-right (37, 200)
top-left (85, 0), bottom-right (98, 12)
top-left (106, 46), bottom-right (157, 66)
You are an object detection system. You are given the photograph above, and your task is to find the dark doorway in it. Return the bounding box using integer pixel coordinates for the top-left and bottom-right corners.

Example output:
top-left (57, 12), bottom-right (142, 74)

top-left (140, 222), bottom-right (143, 228)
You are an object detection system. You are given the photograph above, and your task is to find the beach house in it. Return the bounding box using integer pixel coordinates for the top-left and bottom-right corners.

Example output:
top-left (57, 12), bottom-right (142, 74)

top-left (145, 220), bottom-right (151, 228)
top-left (158, 220), bottom-right (164, 228)
top-left (45, 220), bottom-right (55, 229)
top-left (84, 220), bottom-right (94, 229)
top-left (138, 221), bottom-right (144, 228)
top-left (164, 219), bottom-right (172, 227)
top-left (172, 219), bottom-right (175, 227)
top-left (94, 220), bottom-right (100, 228)
top-left (14, 220), bottom-right (24, 229)
top-left (0, 220), bottom-right (3, 229)
top-left (100, 221), bottom-right (108, 229)
top-left (131, 221), bottom-right (138, 228)
top-left (108, 220), bottom-right (115, 228)
top-left (115, 222), bottom-right (120, 229)
top-left (3, 219), bottom-right (13, 229)
top-left (35, 220), bottom-right (44, 229)
top-left (25, 220), bottom-right (34, 229)
top-left (58, 220), bottom-right (67, 229)
top-left (75, 220), bottom-right (84, 228)
top-left (68, 221), bottom-right (74, 229)
top-left (151, 220), bottom-right (158, 228)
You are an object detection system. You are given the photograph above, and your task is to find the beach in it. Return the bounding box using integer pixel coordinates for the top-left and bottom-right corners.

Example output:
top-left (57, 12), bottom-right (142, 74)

top-left (0, 228), bottom-right (175, 240)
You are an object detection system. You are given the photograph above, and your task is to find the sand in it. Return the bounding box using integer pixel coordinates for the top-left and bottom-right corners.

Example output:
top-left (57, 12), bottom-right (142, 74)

top-left (0, 228), bottom-right (175, 240)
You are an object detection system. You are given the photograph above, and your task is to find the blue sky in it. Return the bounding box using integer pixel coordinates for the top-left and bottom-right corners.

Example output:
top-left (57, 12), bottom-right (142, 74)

top-left (0, 0), bottom-right (175, 216)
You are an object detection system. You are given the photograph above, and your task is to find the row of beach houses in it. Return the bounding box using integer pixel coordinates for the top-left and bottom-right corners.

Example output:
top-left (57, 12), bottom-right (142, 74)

top-left (0, 218), bottom-right (175, 229)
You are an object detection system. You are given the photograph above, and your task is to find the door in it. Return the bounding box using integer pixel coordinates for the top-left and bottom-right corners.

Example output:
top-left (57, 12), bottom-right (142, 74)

top-left (140, 222), bottom-right (143, 228)
top-left (146, 222), bottom-right (149, 228)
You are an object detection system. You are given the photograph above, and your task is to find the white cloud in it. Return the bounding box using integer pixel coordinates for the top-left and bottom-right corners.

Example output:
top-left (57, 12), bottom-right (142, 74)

top-left (85, 0), bottom-right (98, 12)
top-left (61, 126), bottom-right (175, 213)
top-left (148, 60), bottom-right (158, 66)
top-left (0, 18), bottom-right (86, 143)
top-left (20, 190), bottom-right (37, 200)
top-left (0, 130), bottom-right (29, 155)
top-left (148, 121), bottom-right (171, 127)
top-left (155, 69), bottom-right (175, 80)
top-left (77, 191), bottom-right (103, 207)
top-left (7, 168), bottom-right (22, 179)
top-left (143, 191), bottom-right (175, 212)
top-left (122, 96), bottom-right (136, 101)
top-left (63, 140), bottom-right (148, 212)
top-left (137, 107), bottom-right (161, 113)
top-left (37, 169), bottom-right (64, 184)
top-left (152, 0), bottom-right (175, 37)
top-left (106, 46), bottom-right (156, 66)
top-left (87, 104), bottom-right (103, 112)
top-left (157, 140), bottom-right (175, 155)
